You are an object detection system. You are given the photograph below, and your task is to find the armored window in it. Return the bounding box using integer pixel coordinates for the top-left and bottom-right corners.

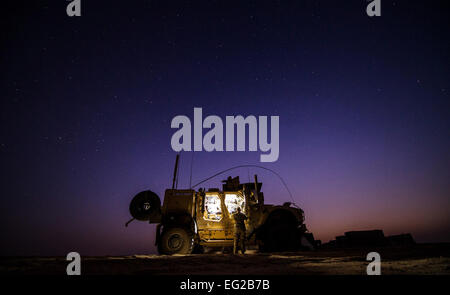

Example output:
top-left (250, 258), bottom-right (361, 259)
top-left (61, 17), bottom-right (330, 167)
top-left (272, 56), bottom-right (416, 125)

top-left (204, 194), bottom-right (222, 221)
top-left (224, 193), bottom-right (245, 215)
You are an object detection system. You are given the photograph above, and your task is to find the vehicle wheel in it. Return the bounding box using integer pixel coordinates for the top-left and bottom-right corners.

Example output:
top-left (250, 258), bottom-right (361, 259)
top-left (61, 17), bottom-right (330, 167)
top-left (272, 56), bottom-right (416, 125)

top-left (158, 227), bottom-right (194, 255)
top-left (259, 211), bottom-right (300, 252)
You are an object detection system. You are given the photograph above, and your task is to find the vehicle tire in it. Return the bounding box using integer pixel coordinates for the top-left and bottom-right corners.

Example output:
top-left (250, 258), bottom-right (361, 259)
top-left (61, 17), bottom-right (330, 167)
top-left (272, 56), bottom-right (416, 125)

top-left (129, 190), bottom-right (161, 221)
top-left (158, 227), bottom-right (194, 255)
top-left (259, 210), bottom-right (300, 252)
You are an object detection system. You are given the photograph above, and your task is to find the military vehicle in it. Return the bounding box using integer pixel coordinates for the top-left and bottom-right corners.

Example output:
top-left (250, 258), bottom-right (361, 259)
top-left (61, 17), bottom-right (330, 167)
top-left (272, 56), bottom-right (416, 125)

top-left (126, 155), bottom-right (316, 254)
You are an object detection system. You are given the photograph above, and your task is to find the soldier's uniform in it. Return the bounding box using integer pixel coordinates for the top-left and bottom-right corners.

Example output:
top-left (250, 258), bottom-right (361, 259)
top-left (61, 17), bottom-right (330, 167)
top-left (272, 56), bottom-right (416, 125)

top-left (233, 210), bottom-right (248, 254)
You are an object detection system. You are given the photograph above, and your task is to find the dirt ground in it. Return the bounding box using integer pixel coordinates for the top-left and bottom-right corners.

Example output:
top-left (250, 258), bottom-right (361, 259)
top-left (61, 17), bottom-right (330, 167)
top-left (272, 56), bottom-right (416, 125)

top-left (1, 244), bottom-right (450, 275)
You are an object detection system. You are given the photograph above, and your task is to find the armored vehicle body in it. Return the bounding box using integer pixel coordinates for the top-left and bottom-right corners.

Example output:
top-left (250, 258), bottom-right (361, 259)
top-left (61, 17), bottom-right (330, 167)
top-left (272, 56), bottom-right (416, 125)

top-left (127, 156), bottom-right (315, 254)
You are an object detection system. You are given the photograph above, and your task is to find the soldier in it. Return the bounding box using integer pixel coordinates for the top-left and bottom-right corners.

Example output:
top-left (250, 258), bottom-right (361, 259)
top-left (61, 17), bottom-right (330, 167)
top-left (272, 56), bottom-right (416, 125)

top-left (233, 207), bottom-right (248, 254)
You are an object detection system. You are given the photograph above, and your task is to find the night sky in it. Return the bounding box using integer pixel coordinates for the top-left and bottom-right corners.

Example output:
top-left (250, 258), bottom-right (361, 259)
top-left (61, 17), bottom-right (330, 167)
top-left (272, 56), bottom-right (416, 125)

top-left (1, 0), bottom-right (449, 256)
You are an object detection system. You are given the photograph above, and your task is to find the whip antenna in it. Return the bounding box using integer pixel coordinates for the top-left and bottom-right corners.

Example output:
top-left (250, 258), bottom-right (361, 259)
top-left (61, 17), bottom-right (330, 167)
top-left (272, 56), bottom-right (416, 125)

top-left (189, 152), bottom-right (194, 189)
top-left (191, 164), bottom-right (296, 205)
top-left (171, 154), bottom-right (180, 189)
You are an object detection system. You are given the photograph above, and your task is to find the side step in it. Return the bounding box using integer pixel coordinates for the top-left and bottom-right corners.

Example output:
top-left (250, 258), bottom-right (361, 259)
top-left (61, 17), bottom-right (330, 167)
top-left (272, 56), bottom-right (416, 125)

top-left (199, 239), bottom-right (234, 247)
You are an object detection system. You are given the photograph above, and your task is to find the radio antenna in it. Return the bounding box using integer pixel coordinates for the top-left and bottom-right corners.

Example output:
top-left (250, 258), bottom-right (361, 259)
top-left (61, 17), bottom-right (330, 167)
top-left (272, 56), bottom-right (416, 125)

top-left (189, 152), bottom-right (194, 189)
top-left (176, 153), bottom-right (181, 189)
top-left (191, 164), bottom-right (296, 205)
top-left (171, 154), bottom-right (180, 189)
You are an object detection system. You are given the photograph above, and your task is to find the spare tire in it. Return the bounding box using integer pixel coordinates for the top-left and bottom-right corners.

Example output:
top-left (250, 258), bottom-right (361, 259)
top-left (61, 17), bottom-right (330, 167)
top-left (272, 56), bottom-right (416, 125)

top-left (129, 190), bottom-right (161, 221)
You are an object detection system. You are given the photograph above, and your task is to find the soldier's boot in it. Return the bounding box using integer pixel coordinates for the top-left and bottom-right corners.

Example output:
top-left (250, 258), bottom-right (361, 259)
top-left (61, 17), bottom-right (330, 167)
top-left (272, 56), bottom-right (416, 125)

top-left (240, 236), bottom-right (246, 255)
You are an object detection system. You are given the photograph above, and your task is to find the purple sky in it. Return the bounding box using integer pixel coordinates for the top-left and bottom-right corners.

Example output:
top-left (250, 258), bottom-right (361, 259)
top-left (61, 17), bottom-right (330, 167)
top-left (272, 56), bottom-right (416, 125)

top-left (1, 0), bottom-right (449, 255)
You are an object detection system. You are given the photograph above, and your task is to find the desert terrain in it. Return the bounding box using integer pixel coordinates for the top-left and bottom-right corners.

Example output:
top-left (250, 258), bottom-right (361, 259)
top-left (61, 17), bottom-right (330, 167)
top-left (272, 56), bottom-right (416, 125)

top-left (1, 243), bottom-right (450, 275)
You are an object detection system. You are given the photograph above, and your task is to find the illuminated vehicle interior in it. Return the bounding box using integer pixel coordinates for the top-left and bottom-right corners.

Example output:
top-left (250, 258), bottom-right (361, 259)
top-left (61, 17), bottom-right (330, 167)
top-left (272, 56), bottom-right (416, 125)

top-left (204, 194), bottom-right (222, 221)
top-left (224, 193), bottom-right (245, 214)
top-left (204, 193), bottom-right (245, 222)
